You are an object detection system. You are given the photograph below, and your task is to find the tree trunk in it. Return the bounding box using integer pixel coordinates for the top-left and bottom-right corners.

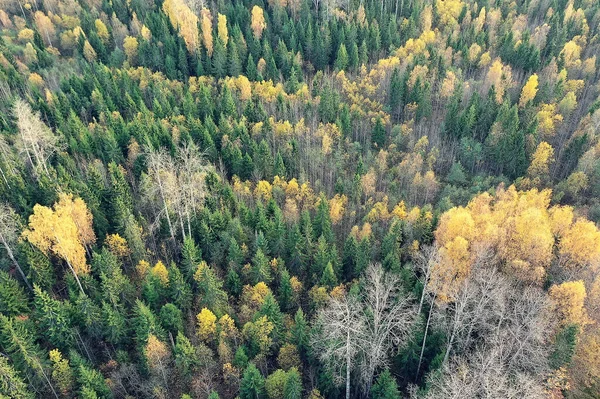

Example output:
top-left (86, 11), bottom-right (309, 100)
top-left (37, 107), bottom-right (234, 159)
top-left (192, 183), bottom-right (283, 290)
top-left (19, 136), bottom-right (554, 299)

top-left (346, 329), bottom-right (351, 399)
top-left (1, 236), bottom-right (32, 292)
top-left (416, 291), bottom-right (436, 381)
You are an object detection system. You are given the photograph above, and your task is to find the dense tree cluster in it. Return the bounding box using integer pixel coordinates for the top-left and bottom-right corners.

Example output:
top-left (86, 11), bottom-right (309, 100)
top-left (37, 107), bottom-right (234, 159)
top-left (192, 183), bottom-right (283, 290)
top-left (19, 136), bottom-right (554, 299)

top-left (0, 0), bottom-right (600, 397)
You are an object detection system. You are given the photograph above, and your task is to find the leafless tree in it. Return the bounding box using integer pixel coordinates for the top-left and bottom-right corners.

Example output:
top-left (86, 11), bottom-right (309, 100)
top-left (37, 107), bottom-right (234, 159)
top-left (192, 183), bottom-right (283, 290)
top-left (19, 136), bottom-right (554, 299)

top-left (143, 143), bottom-right (210, 244)
top-left (422, 347), bottom-right (546, 399)
top-left (13, 99), bottom-right (59, 178)
top-left (312, 293), bottom-right (367, 399)
top-left (0, 203), bottom-right (32, 291)
top-left (359, 263), bottom-right (418, 394)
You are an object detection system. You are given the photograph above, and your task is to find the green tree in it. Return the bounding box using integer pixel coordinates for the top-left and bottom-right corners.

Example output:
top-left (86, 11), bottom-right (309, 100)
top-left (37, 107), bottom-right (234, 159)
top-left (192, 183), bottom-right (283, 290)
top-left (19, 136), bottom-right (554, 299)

top-left (0, 355), bottom-right (33, 399)
top-left (0, 270), bottom-right (29, 316)
top-left (33, 286), bottom-right (73, 349)
top-left (335, 44), bottom-right (349, 71)
top-left (371, 369), bottom-right (400, 399)
top-left (372, 117), bottom-right (386, 148)
top-left (240, 363), bottom-right (266, 399)
top-left (283, 367), bottom-right (302, 399)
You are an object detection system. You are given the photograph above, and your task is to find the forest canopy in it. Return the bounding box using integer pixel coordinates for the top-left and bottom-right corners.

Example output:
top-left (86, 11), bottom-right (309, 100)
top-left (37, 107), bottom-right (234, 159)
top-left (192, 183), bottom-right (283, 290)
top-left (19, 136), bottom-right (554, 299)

top-left (0, 0), bottom-right (600, 398)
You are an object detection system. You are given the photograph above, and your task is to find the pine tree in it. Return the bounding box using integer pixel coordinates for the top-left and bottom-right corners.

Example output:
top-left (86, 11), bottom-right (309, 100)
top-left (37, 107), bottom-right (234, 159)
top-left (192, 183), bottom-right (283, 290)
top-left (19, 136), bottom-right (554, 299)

top-left (228, 40), bottom-right (242, 77)
top-left (212, 38), bottom-right (228, 79)
top-left (283, 367), bottom-right (302, 399)
top-left (335, 43), bottom-right (349, 71)
top-left (371, 369), bottom-right (401, 399)
top-left (0, 355), bottom-right (34, 399)
top-left (251, 248), bottom-right (272, 284)
top-left (33, 286), bottom-right (73, 349)
top-left (240, 363), bottom-right (266, 399)
top-left (0, 270), bottom-right (29, 316)
top-left (371, 117), bottom-right (386, 148)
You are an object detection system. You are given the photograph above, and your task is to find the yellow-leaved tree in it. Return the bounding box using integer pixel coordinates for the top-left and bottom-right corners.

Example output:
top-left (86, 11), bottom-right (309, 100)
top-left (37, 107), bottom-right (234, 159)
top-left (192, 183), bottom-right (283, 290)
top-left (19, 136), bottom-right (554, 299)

top-left (519, 74), bottom-right (538, 107)
top-left (23, 193), bottom-right (94, 294)
top-left (251, 6), bottom-right (266, 39)
top-left (197, 308), bottom-right (217, 341)
top-left (549, 280), bottom-right (589, 326)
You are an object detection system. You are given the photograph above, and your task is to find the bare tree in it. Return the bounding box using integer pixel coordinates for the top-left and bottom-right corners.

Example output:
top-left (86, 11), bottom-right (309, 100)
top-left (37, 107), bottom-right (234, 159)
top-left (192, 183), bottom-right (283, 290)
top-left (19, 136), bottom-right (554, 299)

top-left (422, 347), bottom-right (546, 399)
top-left (359, 263), bottom-right (418, 393)
top-left (13, 99), bottom-right (58, 178)
top-left (312, 293), bottom-right (366, 399)
top-left (144, 143), bottom-right (210, 244)
top-left (0, 203), bottom-right (32, 291)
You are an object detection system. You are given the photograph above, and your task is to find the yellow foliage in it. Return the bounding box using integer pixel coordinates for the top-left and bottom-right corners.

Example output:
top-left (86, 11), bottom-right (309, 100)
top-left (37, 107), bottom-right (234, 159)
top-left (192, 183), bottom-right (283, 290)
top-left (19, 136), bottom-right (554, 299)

top-left (549, 206), bottom-right (574, 237)
top-left (559, 219), bottom-right (600, 270)
top-left (255, 180), bottom-right (273, 202)
top-left (18, 28), bottom-right (35, 42)
top-left (519, 74), bottom-right (539, 107)
top-left (549, 280), bottom-right (589, 326)
top-left (217, 14), bottom-right (228, 46)
top-left (197, 308), bottom-right (218, 341)
top-left (200, 8), bottom-right (213, 56)
top-left (329, 194), bottom-right (347, 225)
top-left (431, 236), bottom-right (471, 302)
top-left (537, 104), bottom-right (563, 137)
top-left (527, 141), bottom-right (554, 179)
top-left (104, 234), bottom-right (131, 258)
top-left (435, 207), bottom-right (475, 244)
top-left (82, 40), bottom-right (97, 62)
top-left (251, 6), bottom-right (267, 39)
top-left (435, 0), bottom-right (465, 27)
top-left (145, 334), bottom-right (170, 370)
top-left (561, 40), bottom-right (582, 69)
top-left (23, 196), bottom-right (92, 276)
top-left (162, 0), bottom-right (199, 53)
top-left (392, 201), bottom-right (408, 219)
top-left (94, 19), bottom-right (109, 44)
top-left (151, 261), bottom-right (169, 285)
top-left (123, 36), bottom-right (139, 63)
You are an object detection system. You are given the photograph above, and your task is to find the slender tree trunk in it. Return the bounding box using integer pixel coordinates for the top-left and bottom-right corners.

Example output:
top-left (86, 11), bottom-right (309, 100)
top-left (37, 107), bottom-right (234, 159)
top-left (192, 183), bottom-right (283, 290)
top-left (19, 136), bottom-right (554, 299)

top-left (416, 291), bottom-right (436, 381)
top-left (36, 359), bottom-right (60, 399)
top-left (346, 331), bottom-right (351, 399)
top-left (65, 258), bottom-right (85, 296)
top-left (1, 236), bottom-right (32, 291)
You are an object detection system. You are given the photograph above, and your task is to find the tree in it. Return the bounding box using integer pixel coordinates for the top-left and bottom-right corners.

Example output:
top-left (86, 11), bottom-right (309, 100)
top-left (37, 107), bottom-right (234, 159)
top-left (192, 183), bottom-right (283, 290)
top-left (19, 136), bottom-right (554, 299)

top-left (33, 286), bottom-right (72, 348)
top-left (217, 14), bottom-right (228, 46)
top-left (23, 195), bottom-right (93, 295)
top-left (197, 308), bottom-right (217, 342)
top-left (0, 315), bottom-right (59, 398)
top-left (0, 204), bottom-right (31, 290)
top-left (251, 6), bottom-right (267, 40)
top-left (312, 292), bottom-right (365, 399)
top-left (13, 99), bottom-right (58, 178)
top-left (265, 369), bottom-right (288, 399)
top-left (0, 271), bottom-right (29, 316)
top-left (549, 281), bottom-right (588, 327)
top-left (49, 349), bottom-right (74, 397)
top-left (0, 355), bottom-right (33, 399)
top-left (371, 369), bottom-right (400, 399)
top-left (145, 334), bottom-right (171, 388)
top-left (359, 264), bottom-right (417, 392)
top-left (240, 363), bottom-right (266, 399)
top-left (519, 74), bottom-right (538, 107)
top-left (283, 368), bottom-right (302, 399)
top-left (335, 44), bottom-right (349, 71)
top-left (372, 117), bottom-right (386, 148)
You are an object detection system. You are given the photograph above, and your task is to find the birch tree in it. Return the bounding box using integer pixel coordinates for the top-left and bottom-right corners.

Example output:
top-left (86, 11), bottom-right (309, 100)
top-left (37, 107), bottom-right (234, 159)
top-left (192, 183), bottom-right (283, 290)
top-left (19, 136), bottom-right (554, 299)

top-left (13, 99), bottom-right (58, 178)
top-left (312, 292), bottom-right (366, 399)
top-left (144, 143), bottom-right (210, 243)
top-left (359, 263), bottom-right (418, 393)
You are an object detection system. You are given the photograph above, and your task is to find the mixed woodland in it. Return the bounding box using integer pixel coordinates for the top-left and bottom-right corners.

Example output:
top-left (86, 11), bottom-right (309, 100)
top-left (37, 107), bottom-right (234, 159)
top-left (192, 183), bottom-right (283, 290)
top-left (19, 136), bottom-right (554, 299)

top-left (1, 0), bottom-right (600, 397)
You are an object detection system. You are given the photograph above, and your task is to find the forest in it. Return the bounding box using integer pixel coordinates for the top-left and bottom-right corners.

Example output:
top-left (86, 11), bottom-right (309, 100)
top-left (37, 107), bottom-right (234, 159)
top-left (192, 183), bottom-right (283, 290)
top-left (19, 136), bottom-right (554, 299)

top-left (0, 0), bottom-right (599, 397)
